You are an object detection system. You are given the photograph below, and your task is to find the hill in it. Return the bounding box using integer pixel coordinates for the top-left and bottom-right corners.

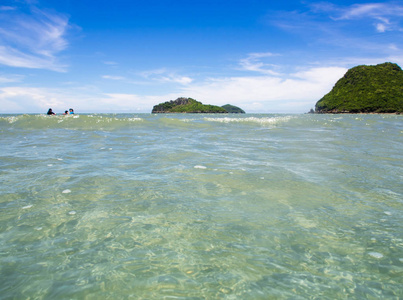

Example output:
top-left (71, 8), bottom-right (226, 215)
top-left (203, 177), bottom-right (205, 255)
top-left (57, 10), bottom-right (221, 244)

top-left (152, 97), bottom-right (228, 113)
top-left (221, 104), bottom-right (245, 113)
top-left (315, 62), bottom-right (403, 113)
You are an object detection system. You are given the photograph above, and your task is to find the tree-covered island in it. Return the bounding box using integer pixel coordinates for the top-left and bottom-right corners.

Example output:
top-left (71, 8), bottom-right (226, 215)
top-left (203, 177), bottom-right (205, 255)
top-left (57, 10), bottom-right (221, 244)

top-left (221, 104), bottom-right (246, 113)
top-left (152, 97), bottom-right (245, 113)
top-left (315, 62), bottom-right (403, 113)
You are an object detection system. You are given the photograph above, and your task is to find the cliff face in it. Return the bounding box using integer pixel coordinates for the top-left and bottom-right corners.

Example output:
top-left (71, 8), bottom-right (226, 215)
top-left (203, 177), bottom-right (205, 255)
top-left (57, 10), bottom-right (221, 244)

top-left (152, 97), bottom-right (228, 113)
top-left (315, 62), bottom-right (403, 113)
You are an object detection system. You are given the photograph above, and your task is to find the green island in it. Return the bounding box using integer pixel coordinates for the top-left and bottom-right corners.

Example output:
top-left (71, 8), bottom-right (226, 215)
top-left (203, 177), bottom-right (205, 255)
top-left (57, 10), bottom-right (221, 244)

top-left (151, 97), bottom-right (245, 113)
top-left (315, 62), bottom-right (403, 113)
top-left (221, 104), bottom-right (246, 113)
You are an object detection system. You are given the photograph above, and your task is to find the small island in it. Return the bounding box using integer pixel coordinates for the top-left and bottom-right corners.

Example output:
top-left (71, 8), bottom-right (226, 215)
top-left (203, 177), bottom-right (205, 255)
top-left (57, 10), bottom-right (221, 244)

top-left (221, 104), bottom-right (245, 113)
top-left (152, 97), bottom-right (245, 113)
top-left (315, 62), bottom-right (403, 113)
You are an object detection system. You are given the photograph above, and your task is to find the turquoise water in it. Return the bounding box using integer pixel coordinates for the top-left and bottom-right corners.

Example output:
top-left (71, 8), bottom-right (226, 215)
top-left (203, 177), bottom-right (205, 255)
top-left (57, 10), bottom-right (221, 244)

top-left (0, 113), bottom-right (402, 299)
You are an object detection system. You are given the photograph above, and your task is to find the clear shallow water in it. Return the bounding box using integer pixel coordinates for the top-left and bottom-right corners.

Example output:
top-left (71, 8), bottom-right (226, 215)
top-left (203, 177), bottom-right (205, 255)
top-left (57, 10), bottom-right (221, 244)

top-left (0, 113), bottom-right (402, 299)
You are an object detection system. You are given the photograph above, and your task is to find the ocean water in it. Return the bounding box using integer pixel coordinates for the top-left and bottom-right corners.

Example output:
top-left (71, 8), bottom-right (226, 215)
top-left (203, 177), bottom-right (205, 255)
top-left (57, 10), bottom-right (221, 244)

top-left (0, 113), bottom-right (402, 299)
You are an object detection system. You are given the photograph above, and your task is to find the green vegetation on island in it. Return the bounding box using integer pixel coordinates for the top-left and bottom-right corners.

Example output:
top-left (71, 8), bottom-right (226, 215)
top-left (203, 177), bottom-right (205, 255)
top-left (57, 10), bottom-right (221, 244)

top-left (221, 104), bottom-right (245, 113)
top-left (152, 97), bottom-right (244, 113)
top-left (315, 62), bottom-right (403, 113)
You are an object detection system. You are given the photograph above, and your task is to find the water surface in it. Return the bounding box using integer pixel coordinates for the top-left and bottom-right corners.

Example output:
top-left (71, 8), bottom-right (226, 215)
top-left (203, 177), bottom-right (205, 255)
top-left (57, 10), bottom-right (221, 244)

top-left (0, 113), bottom-right (402, 299)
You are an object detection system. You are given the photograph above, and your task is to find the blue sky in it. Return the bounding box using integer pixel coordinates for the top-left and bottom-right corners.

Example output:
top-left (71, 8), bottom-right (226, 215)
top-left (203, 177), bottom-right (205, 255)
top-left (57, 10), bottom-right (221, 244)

top-left (1, 0), bottom-right (403, 113)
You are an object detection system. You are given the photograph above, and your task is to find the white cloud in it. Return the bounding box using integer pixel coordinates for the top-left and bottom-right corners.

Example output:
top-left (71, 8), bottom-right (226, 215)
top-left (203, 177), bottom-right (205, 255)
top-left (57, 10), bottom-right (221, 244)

top-left (388, 44), bottom-right (398, 51)
top-left (140, 68), bottom-right (167, 77)
top-left (385, 54), bottom-right (403, 67)
top-left (291, 67), bottom-right (346, 82)
top-left (239, 52), bottom-right (280, 75)
top-left (140, 68), bottom-right (193, 85)
top-left (102, 93), bottom-right (176, 111)
top-left (0, 65), bottom-right (349, 113)
top-left (180, 66), bottom-right (347, 112)
top-left (0, 85), bottom-right (177, 113)
top-left (0, 87), bottom-right (65, 112)
top-left (0, 74), bottom-right (24, 83)
top-left (102, 75), bottom-right (126, 80)
top-left (0, 46), bottom-right (67, 71)
top-left (338, 3), bottom-right (384, 19)
top-left (337, 3), bottom-right (403, 20)
top-left (161, 75), bottom-right (193, 84)
top-left (376, 23), bottom-right (387, 33)
top-left (0, 4), bottom-right (70, 71)
top-left (325, 2), bottom-right (403, 33)
top-left (103, 61), bottom-right (119, 65)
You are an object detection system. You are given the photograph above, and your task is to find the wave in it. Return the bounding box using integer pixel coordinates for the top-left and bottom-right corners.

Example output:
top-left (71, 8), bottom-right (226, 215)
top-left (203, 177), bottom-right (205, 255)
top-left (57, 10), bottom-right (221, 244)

top-left (203, 115), bottom-right (294, 125)
top-left (0, 114), bottom-right (144, 130)
top-left (0, 113), bottom-right (300, 131)
top-left (5, 113), bottom-right (382, 131)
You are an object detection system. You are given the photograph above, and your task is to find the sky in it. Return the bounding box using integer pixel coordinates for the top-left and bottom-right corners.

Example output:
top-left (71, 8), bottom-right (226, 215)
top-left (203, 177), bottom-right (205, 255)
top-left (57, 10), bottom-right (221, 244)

top-left (0, 0), bottom-right (403, 113)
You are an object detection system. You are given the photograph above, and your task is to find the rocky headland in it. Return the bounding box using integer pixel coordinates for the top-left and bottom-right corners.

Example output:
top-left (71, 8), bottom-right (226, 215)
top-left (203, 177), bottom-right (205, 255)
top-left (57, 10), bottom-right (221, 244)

top-left (315, 62), bottom-right (403, 114)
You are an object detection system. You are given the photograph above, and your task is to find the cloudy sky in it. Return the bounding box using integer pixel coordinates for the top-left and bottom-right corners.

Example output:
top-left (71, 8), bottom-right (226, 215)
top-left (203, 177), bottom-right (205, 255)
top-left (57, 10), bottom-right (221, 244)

top-left (1, 0), bottom-right (402, 113)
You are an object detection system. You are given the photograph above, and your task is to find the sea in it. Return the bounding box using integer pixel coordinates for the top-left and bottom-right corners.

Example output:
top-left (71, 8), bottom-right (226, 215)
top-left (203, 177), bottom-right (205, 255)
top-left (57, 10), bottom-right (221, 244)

top-left (0, 113), bottom-right (402, 299)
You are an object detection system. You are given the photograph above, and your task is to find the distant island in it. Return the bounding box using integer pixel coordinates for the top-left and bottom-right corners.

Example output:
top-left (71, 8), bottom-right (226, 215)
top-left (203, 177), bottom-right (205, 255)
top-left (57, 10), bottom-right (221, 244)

top-left (315, 62), bottom-right (403, 114)
top-left (151, 97), bottom-right (245, 113)
top-left (221, 104), bottom-right (245, 113)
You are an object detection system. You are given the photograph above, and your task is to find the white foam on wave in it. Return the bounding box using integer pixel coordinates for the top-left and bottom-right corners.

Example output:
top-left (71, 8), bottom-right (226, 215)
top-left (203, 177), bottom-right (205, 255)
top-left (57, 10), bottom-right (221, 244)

top-left (62, 189), bottom-right (71, 194)
top-left (368, 252), bottom-right (384, 259)
top-left (204, 116), bottom-right (293, 125)
top-left (127, 117), bottom-right (143, 122)
top-left (22, 204), bottom-right (33, 209)
top-left (4, 116), bottom-right (22, 124)
top-left (194, 165), bottom-right (207, 169)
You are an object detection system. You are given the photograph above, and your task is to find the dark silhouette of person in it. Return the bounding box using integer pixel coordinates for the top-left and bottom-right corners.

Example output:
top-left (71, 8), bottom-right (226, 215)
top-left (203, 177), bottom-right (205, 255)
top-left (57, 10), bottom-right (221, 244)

top-left (47, 108), bottom-right (56, 115)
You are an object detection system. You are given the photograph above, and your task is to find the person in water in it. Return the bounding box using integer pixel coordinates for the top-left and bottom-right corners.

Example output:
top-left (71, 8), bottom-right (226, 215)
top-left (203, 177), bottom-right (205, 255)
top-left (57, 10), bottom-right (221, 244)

top-left (69, 108), bottom-right (74, 114)
top-left (63, 110), bottom-right (69, 115)
top-left (47, 108), bottom-right (56, 115)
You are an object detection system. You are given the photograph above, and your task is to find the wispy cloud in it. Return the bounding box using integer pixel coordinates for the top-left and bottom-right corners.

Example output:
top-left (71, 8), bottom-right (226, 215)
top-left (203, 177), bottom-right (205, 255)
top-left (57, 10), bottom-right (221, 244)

top-left (334, 3), bottom-right (403, 20)
top-left (140, 68), bottom-right (193, 85)
top-left (0, 6), bottom-right (16, 11)
top-left (102, 75), bottom-right (126, 80)
top-left (103, 61), bottom-right (119, 65)
top-left (161, 75), bottom-right (193, 85)
top-left (312, 2), bottom-right (403, 33)
top-left (0, 3), bottom-right (71, 71)
top-left (0, 74), bottom-right (24, 83)
top-left (239, 52), bottom-right (281, 75)
top-left (268, 1), bottom-right (403, 66)
top-left (0, 46), bottom-right (67, 71)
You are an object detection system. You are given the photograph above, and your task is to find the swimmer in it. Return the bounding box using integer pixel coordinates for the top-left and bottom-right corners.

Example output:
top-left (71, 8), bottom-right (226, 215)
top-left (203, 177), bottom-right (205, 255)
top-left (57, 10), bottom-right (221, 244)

top-left (47, 108), bottom-right (56, 115)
